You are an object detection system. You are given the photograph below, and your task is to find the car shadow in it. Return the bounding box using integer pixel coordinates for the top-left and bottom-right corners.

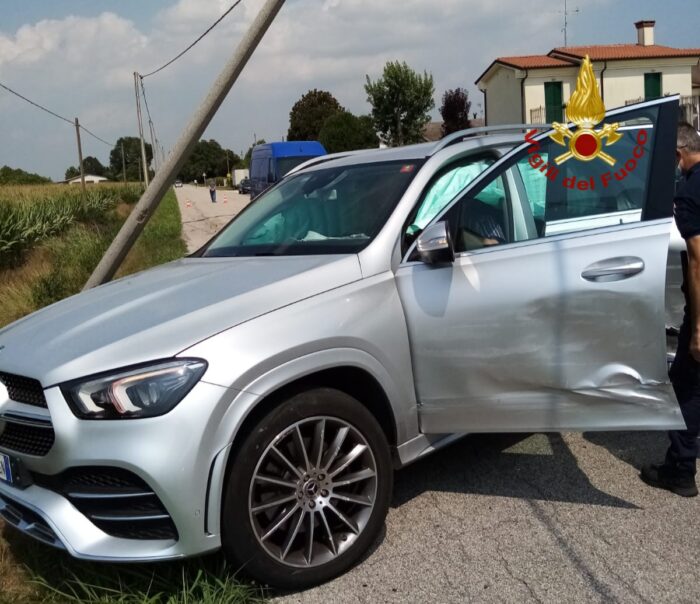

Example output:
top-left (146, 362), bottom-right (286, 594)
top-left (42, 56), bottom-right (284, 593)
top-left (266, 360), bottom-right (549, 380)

top-left (392, 432), bottom-right (638, 510)
top-left (582, 430), bottom-right (669, 470)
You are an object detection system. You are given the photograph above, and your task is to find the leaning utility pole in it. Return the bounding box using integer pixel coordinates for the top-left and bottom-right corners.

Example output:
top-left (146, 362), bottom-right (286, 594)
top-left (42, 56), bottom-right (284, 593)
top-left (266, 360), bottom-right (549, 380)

top-left (84, 0), bottom-right (286, 289)
top-left (133, 72), bottom-right (150, 187)
top-left (74, 118), bottom-right (86, 193)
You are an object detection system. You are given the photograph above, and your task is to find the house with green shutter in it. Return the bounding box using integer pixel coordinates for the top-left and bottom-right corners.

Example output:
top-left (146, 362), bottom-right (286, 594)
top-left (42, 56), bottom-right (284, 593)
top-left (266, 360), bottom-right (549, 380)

top-left (476, 20), bottom-right (700, 128)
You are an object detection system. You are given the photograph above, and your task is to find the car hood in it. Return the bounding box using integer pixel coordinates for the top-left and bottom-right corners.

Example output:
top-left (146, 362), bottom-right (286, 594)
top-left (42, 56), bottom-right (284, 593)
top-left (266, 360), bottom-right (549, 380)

top-left (0, 255), bottom-right (361, 386)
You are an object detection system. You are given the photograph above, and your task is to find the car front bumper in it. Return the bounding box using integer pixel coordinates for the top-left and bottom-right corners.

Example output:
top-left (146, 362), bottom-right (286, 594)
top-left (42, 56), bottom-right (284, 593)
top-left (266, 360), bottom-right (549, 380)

top-left (0, 380), bottom-right (233, 561)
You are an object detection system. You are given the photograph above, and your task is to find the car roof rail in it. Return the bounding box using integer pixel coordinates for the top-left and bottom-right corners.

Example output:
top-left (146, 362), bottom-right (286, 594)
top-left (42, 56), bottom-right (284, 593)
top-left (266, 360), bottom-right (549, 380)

top-left (430, 123), bottom-right (552, 155)
top-left (285, 149), bottom-right (372, 177)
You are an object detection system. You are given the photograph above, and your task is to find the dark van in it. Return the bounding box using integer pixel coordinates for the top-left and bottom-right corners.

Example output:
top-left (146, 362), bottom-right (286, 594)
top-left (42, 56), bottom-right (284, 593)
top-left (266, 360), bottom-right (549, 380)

top-left (249, 141), bottom-right (326, 199)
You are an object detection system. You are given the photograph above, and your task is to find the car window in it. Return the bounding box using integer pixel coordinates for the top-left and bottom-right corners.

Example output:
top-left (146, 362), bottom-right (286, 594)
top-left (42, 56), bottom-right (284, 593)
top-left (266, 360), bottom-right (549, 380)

top-left (203, 160), bottom-right (422, 257)
top-left (277, 156), bottom-right (318, 178)
top-left (403, 155), bottom-right (496, 251)
top-left (450, 108), bottom-right (658, 244)
top-left (452, 174), bottom-right (510, 252)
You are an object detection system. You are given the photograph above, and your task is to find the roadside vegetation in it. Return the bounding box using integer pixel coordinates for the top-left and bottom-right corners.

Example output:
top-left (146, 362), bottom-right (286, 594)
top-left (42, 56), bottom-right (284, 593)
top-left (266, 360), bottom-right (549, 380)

top-left (0, 184), bottom-right (182, 328)
top-left (0, 184), bottom-right (265, 602)
top-left (1, 529), bottom-right (264, 603)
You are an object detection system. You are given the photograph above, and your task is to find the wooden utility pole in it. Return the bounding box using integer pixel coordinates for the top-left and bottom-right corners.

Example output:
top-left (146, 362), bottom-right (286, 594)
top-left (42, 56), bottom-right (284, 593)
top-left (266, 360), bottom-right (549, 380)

top-left (134, 72), bottom-right (150, 187)
top-left (84, 0), bottom-right (287, 289)
top-left (74, 118), bottom-right (86, 193)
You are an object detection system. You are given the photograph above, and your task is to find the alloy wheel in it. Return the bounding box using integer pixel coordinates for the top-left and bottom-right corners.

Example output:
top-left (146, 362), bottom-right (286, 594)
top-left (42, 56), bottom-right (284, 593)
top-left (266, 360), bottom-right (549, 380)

top-left (248, 416), bottom-right (378, 568)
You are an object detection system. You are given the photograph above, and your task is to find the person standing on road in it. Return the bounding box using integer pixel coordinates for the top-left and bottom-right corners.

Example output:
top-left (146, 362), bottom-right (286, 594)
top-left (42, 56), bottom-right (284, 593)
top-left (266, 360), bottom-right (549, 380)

top-left (209, 180), bottom-right (217, 203)
top-left (641, 122), bottom-right (700, 498)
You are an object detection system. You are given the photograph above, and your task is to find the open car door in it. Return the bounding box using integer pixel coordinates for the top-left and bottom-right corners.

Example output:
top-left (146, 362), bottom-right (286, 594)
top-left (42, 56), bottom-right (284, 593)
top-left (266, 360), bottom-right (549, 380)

top-left (396, 96), bottom-right (685, 433)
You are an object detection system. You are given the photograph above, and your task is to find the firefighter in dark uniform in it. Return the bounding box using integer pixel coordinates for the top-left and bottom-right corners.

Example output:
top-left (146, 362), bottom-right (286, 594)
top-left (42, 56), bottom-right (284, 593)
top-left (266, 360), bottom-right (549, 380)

top-left (641, 122), bottom-right (700, 497)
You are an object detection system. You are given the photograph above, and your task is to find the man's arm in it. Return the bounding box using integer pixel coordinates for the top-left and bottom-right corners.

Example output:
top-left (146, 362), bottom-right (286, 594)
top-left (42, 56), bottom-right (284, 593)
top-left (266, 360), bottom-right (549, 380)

top-left (687, 235), bottom-right (700, 361)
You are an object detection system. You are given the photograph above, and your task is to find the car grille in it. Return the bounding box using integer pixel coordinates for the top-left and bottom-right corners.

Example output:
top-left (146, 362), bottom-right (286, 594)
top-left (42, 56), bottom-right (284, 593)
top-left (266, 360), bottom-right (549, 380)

top-left (0, 417), bottom-right (55, 457)
top-left (33, 467), bottom-right (178, 541)
top-left (0, 372), bottom-right (48, 408)
top-left (0, 494), bottom-right (65, 549)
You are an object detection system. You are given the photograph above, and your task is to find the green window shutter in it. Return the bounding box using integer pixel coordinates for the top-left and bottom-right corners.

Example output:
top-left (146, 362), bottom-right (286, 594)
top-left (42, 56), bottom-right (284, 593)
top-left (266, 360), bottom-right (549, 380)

top-left (644, 73), bottom-right (661, 100)
top-left (544, 82), bottom-right (563, 123)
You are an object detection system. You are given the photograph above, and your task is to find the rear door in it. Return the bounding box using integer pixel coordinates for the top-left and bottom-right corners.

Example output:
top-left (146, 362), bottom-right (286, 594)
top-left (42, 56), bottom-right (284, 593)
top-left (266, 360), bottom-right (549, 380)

top-left (396, 97), bottom-right (684, 433)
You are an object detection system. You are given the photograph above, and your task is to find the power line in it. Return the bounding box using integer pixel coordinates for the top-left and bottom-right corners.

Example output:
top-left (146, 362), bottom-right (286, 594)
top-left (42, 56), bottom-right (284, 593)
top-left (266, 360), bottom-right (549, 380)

top-left (139, 76), bottom-right (161, 167)
top-left (140, 0), bottom-right (244, 78)
top-left (0, 79), bottom-right (113, 147)
top-left (0, 80), bottom-right (72, 125)
top-left (79, 124), bottom-right (113, 147)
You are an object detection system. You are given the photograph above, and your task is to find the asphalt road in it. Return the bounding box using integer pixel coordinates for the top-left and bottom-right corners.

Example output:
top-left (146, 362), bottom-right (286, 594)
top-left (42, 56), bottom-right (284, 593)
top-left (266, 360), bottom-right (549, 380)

top-left (169, 184), bottom-right (700, 602)
top-left (275, 431), bottom-right (700, 603)
top-left (173, 184), bottom-right (250, 253)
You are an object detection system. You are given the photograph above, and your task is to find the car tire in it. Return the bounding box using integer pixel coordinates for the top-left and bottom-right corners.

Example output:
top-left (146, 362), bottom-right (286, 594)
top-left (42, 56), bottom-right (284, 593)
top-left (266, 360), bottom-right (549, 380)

top-left (221, 387), bottom-right (393, 589)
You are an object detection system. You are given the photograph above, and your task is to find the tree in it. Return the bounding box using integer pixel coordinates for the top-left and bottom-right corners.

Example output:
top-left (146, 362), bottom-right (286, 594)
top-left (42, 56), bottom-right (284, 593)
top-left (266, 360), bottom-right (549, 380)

top-left (440, 88), bottom-right (471, 136)
top-left (64, 166), bottom-right (80, 180)
top-left (109, 137), bottom-right (152, 182)
top-left (82, 156), bottom-right (106, 176)
top-left (287, 89), bottom-right (343, 141)
top-left (365, 61), bottom-right (435, 146)
top-left (318, 112), bottom-right (378, 153)
top-left (177, 139), bottom-right (240, 182)
top-left (243, 139), bottom-right (266, 169)
top-left (0, 165), bottom-right (51, 185)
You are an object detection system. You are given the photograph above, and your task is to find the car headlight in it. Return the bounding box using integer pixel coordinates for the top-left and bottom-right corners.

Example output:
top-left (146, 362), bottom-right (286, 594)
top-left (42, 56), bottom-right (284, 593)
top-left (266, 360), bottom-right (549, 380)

top-left (62, 359), bottom-right (207, 420)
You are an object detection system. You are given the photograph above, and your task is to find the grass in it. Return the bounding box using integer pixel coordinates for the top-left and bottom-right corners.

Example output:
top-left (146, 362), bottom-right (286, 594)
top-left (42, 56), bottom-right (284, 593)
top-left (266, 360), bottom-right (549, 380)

top-left (1, 530), bottom-right (265, 604)
top-left (0, 185), bottom-right (264, 602)
top-left (0, 186), bottom-right (186, 329)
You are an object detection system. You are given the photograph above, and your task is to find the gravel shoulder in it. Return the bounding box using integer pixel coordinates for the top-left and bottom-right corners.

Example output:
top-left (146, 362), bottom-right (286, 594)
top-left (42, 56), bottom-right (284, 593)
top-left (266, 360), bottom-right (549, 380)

top-left (174, 184), bottom-right (250, 253)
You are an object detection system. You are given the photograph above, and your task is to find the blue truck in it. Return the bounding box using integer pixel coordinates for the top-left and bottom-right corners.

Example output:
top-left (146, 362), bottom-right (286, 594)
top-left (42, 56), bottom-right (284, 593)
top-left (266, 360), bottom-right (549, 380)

top-left (249, 141), bottom-right (326, 199)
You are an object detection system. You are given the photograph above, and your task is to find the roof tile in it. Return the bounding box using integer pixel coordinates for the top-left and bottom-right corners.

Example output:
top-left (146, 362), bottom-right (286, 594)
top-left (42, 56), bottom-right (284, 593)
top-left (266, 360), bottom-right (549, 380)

top-left (551, 44), bottom-right (700, 60)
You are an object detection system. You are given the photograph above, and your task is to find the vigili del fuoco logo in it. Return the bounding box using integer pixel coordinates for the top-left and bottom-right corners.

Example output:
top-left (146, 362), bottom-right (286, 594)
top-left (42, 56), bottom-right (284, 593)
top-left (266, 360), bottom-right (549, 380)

top-left (550, 55), bottom-right (621, 166)
top-left (524, 54), bottom-right (649, 191)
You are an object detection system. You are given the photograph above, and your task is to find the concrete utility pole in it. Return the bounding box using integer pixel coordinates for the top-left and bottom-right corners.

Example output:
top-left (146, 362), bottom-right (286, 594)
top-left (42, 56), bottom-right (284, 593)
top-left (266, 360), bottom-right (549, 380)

top-left (134, 72), bottom-right (150, 187)
top-left (74, 118), bottom-right (86, 193)
top-left (84, 0), bottom-right (287, 289)
top-left (121, 141), bottom-right (127, 183)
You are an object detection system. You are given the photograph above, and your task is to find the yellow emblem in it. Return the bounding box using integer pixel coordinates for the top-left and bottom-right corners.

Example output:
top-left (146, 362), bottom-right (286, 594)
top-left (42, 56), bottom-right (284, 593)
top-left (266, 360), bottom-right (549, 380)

top-left (550, 55), bottom-right (621, 166)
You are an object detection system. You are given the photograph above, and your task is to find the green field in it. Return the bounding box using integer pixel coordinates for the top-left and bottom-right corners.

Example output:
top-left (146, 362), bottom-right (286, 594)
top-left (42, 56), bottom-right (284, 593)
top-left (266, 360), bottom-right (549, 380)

top-left (0, 184), bottom-right (264, 603)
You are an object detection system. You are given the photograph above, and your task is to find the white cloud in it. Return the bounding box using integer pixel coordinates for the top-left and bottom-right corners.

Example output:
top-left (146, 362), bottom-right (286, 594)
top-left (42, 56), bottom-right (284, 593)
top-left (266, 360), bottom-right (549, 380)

top-left (0, 0), bottom-right (659, 180)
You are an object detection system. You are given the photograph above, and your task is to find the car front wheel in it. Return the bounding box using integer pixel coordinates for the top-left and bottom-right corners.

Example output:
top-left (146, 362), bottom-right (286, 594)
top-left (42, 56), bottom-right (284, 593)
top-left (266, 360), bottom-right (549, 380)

top-left (221, 388), bottom-right (392, 589)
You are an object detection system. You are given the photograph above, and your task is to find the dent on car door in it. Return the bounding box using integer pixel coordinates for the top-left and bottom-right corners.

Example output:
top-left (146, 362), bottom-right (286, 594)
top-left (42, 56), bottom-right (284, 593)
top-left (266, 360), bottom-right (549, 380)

top-left (396, 96), bottom-right (685, 433)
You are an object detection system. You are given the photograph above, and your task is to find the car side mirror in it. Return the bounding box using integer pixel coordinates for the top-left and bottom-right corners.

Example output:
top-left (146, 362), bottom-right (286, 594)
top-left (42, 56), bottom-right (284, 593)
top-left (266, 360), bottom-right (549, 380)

top-left (416, 221), bottom-right (455, 264)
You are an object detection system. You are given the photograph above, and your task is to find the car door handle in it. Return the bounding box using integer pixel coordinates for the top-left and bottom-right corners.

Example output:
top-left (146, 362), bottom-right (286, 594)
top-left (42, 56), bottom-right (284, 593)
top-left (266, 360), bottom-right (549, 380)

top-left (581, 256), bottom-right (644, 282)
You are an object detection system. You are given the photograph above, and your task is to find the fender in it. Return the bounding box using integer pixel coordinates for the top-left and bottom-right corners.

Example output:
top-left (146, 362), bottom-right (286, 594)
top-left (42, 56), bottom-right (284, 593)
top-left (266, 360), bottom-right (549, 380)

top-left (203, 347), bottom-right (420, 536)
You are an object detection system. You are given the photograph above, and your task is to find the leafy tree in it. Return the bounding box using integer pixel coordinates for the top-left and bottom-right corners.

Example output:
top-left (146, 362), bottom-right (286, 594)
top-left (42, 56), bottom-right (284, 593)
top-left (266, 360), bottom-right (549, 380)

top-left (82, 156), bottom-right (106, 176)
top-left (318, 112), bottom-right (378, 153)
top-left (243, 139), bottom-right (266, 169)
top-left (64, 166), bottom-right (80, 180)
top-left (287, 89), bottom-right (343, 141)
top-left (365, 61), bottom-right (435, 146)
top-left (177, 139), bottom-right (240, 182)
top-left (109, 137), bottom-right (152, 182)
top-left (0, 165), bottom-right (51, 184)
top-left (65, 157), bottom-right (107, 181)
top-left (440, 88), bottom-right (471, 136)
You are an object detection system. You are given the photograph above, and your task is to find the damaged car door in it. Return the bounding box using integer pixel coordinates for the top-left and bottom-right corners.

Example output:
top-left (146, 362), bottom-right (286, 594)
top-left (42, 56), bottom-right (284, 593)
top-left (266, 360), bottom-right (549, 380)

top-left (396, 96), bottom-right (685, 434)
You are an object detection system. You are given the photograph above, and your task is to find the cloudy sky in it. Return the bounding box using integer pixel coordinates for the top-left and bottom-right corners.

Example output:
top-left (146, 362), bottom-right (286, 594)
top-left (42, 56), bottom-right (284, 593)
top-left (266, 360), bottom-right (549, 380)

top-left (1, 0), bottom-right (698, 180)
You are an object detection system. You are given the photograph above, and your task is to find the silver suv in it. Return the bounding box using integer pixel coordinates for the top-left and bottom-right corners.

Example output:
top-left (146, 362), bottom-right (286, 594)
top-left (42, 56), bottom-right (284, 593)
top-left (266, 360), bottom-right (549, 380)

top-left (0, 97), bottom-right (685, 589)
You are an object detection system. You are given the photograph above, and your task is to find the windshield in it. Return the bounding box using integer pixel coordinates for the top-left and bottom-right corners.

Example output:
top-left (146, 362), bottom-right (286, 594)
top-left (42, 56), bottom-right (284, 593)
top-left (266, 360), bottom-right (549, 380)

top-left (204, 160), bottom-right (421, 257)
top-left (277, 156), bottom-right (318, 177)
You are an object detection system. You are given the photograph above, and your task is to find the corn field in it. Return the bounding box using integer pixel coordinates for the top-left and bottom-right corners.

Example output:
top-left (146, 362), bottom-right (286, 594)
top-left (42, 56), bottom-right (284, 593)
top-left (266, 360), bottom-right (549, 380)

top-left (0, 184), bottom-right (142, 267)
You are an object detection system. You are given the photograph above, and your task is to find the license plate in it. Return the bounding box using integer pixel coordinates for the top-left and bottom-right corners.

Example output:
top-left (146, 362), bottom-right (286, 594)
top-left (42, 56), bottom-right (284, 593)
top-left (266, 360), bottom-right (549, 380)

top-left (0, 453), bottom-right (13, 485)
